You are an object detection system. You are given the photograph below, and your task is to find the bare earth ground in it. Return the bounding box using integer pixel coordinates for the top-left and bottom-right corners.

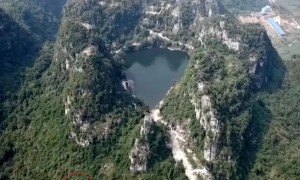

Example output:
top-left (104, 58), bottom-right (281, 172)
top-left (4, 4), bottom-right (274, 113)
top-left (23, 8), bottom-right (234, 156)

top-left (239, 0), bottom-right (300, 58)
top-left (275, 0), bottom-right (300, 58)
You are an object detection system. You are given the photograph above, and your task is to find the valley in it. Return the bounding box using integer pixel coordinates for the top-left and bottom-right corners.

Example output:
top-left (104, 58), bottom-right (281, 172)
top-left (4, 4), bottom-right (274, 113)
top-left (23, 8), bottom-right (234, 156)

top-left (0, 0), bottom-right (299, 180)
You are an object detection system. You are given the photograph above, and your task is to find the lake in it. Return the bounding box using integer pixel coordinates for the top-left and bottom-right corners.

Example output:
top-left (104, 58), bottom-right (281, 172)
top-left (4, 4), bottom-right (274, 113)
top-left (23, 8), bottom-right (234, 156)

top-left (125, 48), bottom-right (189, 108)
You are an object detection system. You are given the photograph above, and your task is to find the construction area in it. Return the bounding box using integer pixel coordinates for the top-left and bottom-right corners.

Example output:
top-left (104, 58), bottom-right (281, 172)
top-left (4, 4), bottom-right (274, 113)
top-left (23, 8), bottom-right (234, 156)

top-left (239, 2), bottom-right (300, 58)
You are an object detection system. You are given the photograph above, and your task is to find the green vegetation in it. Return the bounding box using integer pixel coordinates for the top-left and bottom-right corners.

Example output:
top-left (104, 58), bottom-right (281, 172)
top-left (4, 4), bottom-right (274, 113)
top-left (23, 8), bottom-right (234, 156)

top-left (161, 17), bottom-right (291, 179)
top-left (161, 45), bottom-right (255, 179)
top-left (0, 0), bottom-right (66, 125)
top-left (0, 8), bottom-right (38, 124)
top-left (0, 1), bottom-right (187, 179)
top-left (250, 55), bottom-right (300, 180)
top-left (277, 0), bottom-right (300, 21)
top-left (0, 0), bottom-right (64, 41)
top-left (0, 0), bottom-right (299, 179)
top-left (222, 0), bottom-right (268, 14)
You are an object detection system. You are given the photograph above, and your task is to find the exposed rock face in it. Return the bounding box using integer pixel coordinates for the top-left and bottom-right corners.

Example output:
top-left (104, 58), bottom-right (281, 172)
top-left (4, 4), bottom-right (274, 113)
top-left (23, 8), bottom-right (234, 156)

top-left (129, 115), bottom-right (153, 172)
top-left (129, 138), bottom-right (150, 173)
top-left (55, 1), bottom-right (278, 179)
top-left (80, 22), bottom-right (95, 30)
top-left (122, 79), bottom-right (135, 92)
top-left (104, 0), bottom-right (223, 54)
top-left (170, 124), bottom-right (212, 180)
top-left (197, 21), bottom-right (242, 51)
top-left (54, 3), bottom-right (139, 147)
top-left (82, 45), bottom-right (98, 57)
top-left (36, 0), bottom-right (280, 176)
top-left (0, 0), bottom-right (285, 179)
top-left (200, 95), bottom-right (221, 161)
top-left (158, 13), bottom-right (281, 178)
top-left (191, 94), bottom-right (221, 162)
top-left (151, 104), bottom-right (212, 180)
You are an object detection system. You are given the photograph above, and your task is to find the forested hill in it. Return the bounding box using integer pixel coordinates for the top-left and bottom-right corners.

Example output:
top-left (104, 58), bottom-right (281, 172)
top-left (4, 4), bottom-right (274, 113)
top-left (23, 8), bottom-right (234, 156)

top-left (249, 55), bottom-right (300, 179)
top-left (32, 0), bottom-right (66, 16)
top-left (0, 0), bottom-right (65, 41)
top-left (0, 0), bottom-right (184, 179)
top-left (0, 0), bottom-right (66, 125)
top-left (222, 0), bottom-right (268, 14)
top-left (159, 16), bottom-right (285, 179)
top-left (0, 0), bottom-right (299, 180)
top-left (0, 8), bottom-right (38, 123)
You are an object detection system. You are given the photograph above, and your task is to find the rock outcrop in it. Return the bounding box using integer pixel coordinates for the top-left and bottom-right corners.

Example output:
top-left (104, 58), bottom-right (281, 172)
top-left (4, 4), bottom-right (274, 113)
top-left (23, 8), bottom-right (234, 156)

top-left (0, 0), bottom-right (285, 179)
top-left (129, 115), bottom-right (154, 172)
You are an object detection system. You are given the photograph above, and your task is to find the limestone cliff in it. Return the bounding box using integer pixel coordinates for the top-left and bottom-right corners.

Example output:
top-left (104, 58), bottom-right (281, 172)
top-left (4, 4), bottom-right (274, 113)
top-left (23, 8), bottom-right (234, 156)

top-left (0, 0), bottom-right (286, 179)
top-left (54, 1), bottom-right (141, 147)
top-left (58, 0), bottom-right (282, 178)
top-left (159, 17), bottom-right (282, 179)
top-left (129, 115), bottom-right (153, 172)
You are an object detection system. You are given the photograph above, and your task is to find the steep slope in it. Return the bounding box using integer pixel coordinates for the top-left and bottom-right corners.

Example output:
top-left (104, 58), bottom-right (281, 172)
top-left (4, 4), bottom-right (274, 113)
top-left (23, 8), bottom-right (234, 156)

top-left (118, 0), bottom-right (223, 53)
top-left (249, 55), bottom-right (300, 180)
top-left (0, 0), bottom-right (65, 41)
top-left (222, 0), bottom-right (268, 14)
top-left (0, 0), bottom-right (186, 179)
top-left (158, 17), bottom-right (285, 179)
top-left (0, 8), bottom-right (38, 123)
top-left (0, 0), bottom-right (66, 128)
top-left (0, 0), bottom-right (299, 179)
top-left (33, 0), bottom-right (66, 16)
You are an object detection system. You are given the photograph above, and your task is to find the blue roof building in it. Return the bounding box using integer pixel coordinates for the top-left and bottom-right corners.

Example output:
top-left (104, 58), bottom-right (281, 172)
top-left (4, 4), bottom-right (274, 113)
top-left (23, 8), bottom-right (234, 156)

top-left (268, 18), bottom-right (286, 37)
top-left (262, 5), bottom-right (271, 14)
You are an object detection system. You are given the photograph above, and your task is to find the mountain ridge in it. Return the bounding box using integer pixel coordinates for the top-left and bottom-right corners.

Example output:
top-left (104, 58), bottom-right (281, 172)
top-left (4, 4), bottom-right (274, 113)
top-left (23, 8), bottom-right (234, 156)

top-left (0, 0), bottom-right (299, 179)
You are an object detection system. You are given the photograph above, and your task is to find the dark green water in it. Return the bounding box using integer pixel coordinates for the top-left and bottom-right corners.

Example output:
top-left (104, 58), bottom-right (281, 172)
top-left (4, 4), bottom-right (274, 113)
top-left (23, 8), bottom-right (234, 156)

top-left (125, 48), bottom-right (189, 108)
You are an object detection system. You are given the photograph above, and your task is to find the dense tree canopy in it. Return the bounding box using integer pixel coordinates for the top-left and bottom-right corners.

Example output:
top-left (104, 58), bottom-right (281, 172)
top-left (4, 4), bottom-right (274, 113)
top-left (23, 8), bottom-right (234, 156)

top-left (0, 0), bottom-right (299, 179)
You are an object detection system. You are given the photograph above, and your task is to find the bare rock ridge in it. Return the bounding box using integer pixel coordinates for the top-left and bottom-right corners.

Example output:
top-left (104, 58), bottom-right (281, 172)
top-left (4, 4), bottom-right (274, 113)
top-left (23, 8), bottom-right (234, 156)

top-left (129, 115), bottom-right (153, 172)
top-left (0, 0), bottom-right (285, 179)
top-left (54, 1), bottom-right (227, 147)
top-left (59, 0), bottom-right (280, 179)
top-left (55, 19), bottom-right (138, 147)
top-left (157, 20), bottom-right (282, 179)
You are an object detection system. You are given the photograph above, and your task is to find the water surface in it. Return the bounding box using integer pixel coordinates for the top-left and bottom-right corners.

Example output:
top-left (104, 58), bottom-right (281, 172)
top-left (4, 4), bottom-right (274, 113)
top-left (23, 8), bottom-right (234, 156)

top-left (125, 48), bottom-right (189, 108)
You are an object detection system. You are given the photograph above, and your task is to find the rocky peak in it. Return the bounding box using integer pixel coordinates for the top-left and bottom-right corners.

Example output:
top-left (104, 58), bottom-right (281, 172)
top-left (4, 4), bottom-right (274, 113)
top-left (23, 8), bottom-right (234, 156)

top-left (51, 1), bottom-right (139, 147)
top-left (129, 115), bottom-right (154, 173)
